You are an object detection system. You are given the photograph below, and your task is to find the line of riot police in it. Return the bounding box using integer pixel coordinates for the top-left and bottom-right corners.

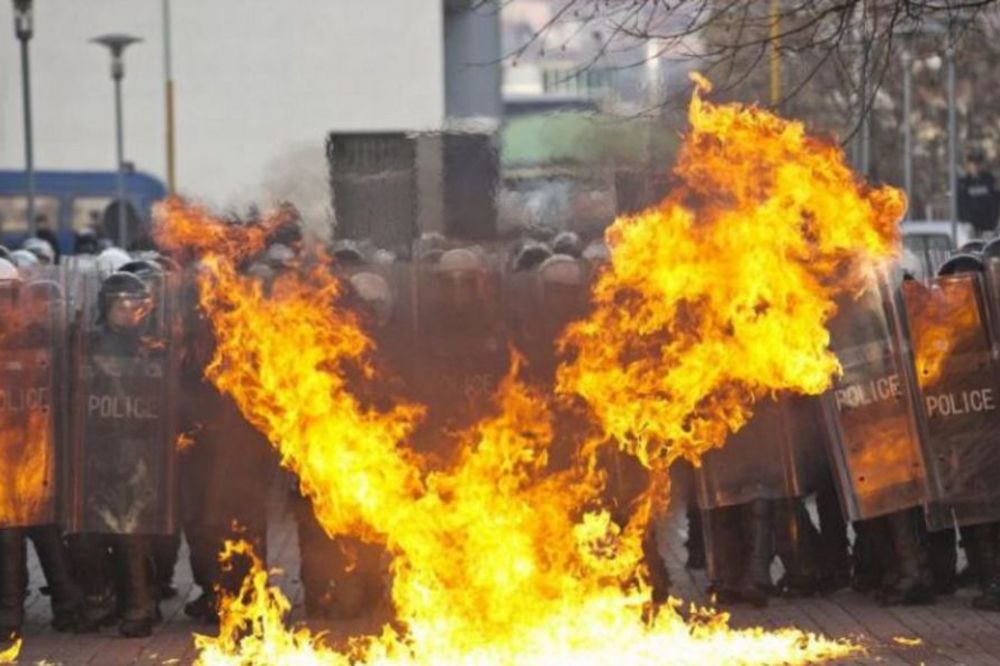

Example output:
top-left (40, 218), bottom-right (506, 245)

top-left (12, 219), bottom-right (1000, 645)
top-left (0, 232), bottom-right (283, 642)
top-left (313, 230), bottom-right (1000, 617)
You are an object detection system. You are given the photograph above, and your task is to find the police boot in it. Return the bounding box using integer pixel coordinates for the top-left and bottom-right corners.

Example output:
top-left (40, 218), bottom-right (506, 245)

top-left (115, 537), bottom-right (158, 638)
top-left (183, 524), bottom-right (221, 625)
top-left (739, 499), bottom-right (773, 605)
top-left (68, 535), bottom-right (116, 633)
top-left (881, 509), bottom-right (935, 606)
top-left (685, 505), bottom-right (706, 570)
top-left (153, 533), bottom-right (180, 600)
top-left (815, 474), bottom-right (850, 593)
top-left (774, 499), bottom-right (821, 597)
top-left (928, 526), bottom-right (957, 596)
top-left (0, 529), bottom-right (26, 639)
top-left (702, 507), bottom-right (743, 603)
top-left (960, 523), bottom-right (997, 589)
top-left (973, 572), bottom-right (1000, 611)
top-left (852, 518), bottom-right (889, 594)
top-left (27, 525), bottom-right (83, 631)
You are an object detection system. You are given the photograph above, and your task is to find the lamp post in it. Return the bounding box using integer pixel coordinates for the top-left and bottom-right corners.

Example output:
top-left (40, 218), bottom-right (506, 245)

top-left (91, 33), bottom-right (142, 247)
top-left (13, 0), bottom-right (36, 237)
top-left (162, 0), bottom-right (176, 193)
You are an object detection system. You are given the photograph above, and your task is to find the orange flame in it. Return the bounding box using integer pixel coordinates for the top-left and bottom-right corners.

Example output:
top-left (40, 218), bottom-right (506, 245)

top-left (557, 75), bottom-right (904, 467)
top-left (154, 75), bottom-right (892, 665)
top-left (902, 277), bottom-right (985, 388)
top-left (176, 431), bottom-right (196, 453)
top-left (0, 637), bottom-right (19, 664)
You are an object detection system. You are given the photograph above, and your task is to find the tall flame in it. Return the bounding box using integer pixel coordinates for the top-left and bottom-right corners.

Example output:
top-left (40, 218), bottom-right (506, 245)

top-left (557, 75), bottom-right (904, 468)
top-left (154, 75), bottom-right (904, 665)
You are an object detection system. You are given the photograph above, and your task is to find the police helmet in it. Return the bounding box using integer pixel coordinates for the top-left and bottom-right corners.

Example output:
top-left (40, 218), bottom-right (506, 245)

top-left (0, 259), bottom-right (19, 283)
top-left (120, 259), bottom-right (164, 280)
top-left (96, 247), bottom-right (132, 277)
top-left (372, 249), bottom-right (396, 265)
top-left (552, 231), bottom-right (583, 258)
top-left (98, 271), bottom-right (152, 324)
top-left (512, 240), bottom-right (552, 272)
top-left (265, 243), bottom-right (297, 269)
top-left (9, 249), bottom-right (39, 268)
top-left (538, 254), bottom-right (586, 286)
top-left (959, 239), bottom-right (986, 254)
top-left (582, 240), bottom-right (610, 263)
top-left (25, 279), bottom-right (65, 321)
top-left (436, 248), bottom-right (486, 275)
top-left (981, 238), bottom-right (1000, 260)
top-left (22, 238), bottom-right (55, 265)
top-left (348, 271), bottom-right (393, 324)
top-left (26, 279), bottom-right (65, 303)
top-left (937, 253), bottom-right (986, 276)
top-left (330, 240), bottom-right (365, 265)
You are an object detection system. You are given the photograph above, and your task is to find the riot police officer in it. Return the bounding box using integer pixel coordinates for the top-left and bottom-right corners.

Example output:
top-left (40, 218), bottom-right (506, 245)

top-left (293, 269), bottom-right (395, 619)
top-left (0, 264), bottom-right (83, 637)
top-left (180, 264), bottom-right (274, 624)
top-left (68, 272), bottom-right (172, 637)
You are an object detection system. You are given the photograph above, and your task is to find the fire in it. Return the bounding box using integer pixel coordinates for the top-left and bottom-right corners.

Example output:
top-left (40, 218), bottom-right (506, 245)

top-left (0, 637), bottom-right (20, 664)
top-left (176, 431), bottom-right (196, 453)
top-left (893, 636), bottom-right (924, 647)
top-left (153, 74), bottom-right (901, 665)
top-left (902, 277), bottom-right (985, 388)
top-left (557, 74), bottom-right (903, 468)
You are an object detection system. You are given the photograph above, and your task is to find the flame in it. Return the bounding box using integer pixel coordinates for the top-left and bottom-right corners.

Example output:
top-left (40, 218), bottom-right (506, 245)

top-left (902, 277), bottom-right (985, 388)
top-left (893, 636), bottom-right (924, 647)
top-left (0, 374), bottom-right (55, 527)
top-left (0, 637), bottom-right (20, 664)
top-left (153, 75), bottom-right (899, 665)
top-left (557, 74), bottom-right (903, 468)
top-left (176, 431), bottom-right (196, 453)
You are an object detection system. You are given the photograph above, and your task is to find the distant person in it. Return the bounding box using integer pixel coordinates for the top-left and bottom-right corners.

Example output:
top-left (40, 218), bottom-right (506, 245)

top-left (33, 215), bottom-right (61, 264)
top-left (958, 151), bottom-right (1000, 237)
top-left (100, 199), bottom-right (142, 248)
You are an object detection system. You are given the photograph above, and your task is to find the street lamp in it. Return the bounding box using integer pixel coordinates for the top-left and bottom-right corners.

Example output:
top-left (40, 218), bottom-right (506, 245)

top-left (91, 33), bottom-right (142, 247)
top-left (13, 0), bottom-right (36, 237)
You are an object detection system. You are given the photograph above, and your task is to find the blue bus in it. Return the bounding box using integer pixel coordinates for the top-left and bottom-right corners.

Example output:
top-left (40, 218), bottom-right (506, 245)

top-left (0, 169), bottom-right (168, 253)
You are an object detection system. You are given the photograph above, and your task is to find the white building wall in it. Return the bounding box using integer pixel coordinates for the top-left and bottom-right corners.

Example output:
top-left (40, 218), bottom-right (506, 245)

top-left (0, 0), bottom-right (445, 208)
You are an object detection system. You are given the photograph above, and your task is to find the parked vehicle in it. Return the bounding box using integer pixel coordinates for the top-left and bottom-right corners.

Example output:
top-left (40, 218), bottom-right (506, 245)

top-left (0, 170), bottom-right (167, 253)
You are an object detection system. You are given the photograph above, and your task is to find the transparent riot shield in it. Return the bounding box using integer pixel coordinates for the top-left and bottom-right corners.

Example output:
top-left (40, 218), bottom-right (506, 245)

top-left (822, 281), bottom-right (927, 522)
top-left (0, 272), bottom-right (66, 528)
top-left (68, 272), bottom-right (179, 535)
top-left (899, 273), bottom-right (1000, 530)
top-left (503, 255), bottom-right (591, 385)
top-left (695, 397), bottom-right (819, 510)
top-left (407, 249), bottom-right (509, 462)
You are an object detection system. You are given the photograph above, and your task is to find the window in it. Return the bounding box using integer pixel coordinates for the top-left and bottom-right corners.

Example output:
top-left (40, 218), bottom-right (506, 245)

top-left (0, 196), bottom-right (61, 233)
top-left (70, 196), bottom-right (114, 232)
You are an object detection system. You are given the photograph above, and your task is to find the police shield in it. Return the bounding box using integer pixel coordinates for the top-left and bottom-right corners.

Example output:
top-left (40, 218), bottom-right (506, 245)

top-left (695, 397), bottom-right (818, 510)
top-left (0, 274), bottom-right (66, 528)
top-left (822, 281), bottom-right (927, 522)
top-left (407, 247), bottom-right (509, 461)
top-left (504, 254), bottom-right (591, 384)
top-left (900, 272), bottom-right (1000, 529)
top-left (68, 272), bottom-right (179, 535)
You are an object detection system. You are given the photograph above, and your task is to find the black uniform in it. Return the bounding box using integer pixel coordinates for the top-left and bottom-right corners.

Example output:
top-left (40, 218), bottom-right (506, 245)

top-left (958, 170), bottom-right (1000, 235)
top-left (67, 272), bottom-right (174, 638)
top-left (180, 301), bottom-right (273, 624)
